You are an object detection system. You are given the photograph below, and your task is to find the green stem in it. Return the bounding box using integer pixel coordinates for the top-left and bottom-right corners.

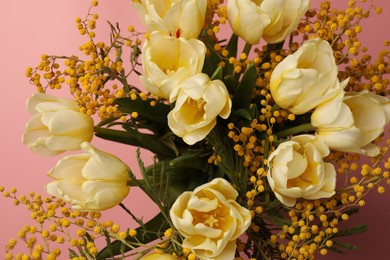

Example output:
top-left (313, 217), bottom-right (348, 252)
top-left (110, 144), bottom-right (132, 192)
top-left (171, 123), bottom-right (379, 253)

top-left (127, 179), bottom-right (144, 187)
top-left (242, 43), bottom-right (252, 57)
top-left (274, 123), bottom-right (315, 138)
top-left (119, 203), bottom-right (144, 226)
top-left (234, 43), bottom-right (253, 82)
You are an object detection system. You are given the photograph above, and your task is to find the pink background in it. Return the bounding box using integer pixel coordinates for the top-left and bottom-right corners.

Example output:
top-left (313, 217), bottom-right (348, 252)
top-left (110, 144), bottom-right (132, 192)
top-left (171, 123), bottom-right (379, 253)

top-left (0, 0), bottom-right (389, 259)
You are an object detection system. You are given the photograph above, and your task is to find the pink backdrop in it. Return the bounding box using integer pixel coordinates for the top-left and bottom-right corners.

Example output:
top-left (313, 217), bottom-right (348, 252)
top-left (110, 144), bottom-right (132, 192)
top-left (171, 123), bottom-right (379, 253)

top-left (0, 0), bottom-right (389, 259)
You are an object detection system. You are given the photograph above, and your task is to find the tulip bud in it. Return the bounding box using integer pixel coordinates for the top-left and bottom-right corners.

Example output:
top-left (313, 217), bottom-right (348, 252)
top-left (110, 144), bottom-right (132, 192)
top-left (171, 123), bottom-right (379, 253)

top-left (133, 0), bottom-right (207, 39)
top-left (270, 38), bottom-right (341, 114)
top-left (261, 0), bottom-right (310, 44)
top-left (227, 0), bottom-right (271, 44)
top-left (45, 142), bottom-right (130, 211)
top-left (22, 93), bottom-right (94, 156)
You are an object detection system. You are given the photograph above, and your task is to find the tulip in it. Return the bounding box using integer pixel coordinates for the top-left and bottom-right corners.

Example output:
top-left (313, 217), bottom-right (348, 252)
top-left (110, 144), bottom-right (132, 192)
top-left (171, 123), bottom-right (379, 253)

top-left (22, 93), bottom-right (94, 156)
top-left (270, 38), bottom-right (341, 115)
top-left (227, 0), bottom-right (271, 44)
top-left (45, 142), bottom-right (130, 211)
top-left (267, 135), bottom-right (336, 207)
top-left (168, 73), bottom-right (231, 145)
top-left (133, 0), bottom-right (207, 39)
top-left (261, 0), bottom-right (310, 43)
top-left (312, 91), bottom-right (390, 156)
top-left (140, 32), bottom-right (206, 99)
top-left (170, 178), bottom-right (251, 260)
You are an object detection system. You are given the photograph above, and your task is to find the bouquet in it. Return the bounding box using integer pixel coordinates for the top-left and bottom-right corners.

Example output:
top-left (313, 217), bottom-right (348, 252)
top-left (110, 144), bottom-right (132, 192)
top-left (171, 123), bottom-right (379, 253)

top-left (2, 0), bottom-right (390, 259)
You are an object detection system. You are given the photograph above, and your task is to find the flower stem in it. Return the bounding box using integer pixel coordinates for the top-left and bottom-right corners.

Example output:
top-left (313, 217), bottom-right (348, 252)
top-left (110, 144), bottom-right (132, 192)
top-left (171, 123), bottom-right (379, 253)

top-left (242, 43), bottom-right (252, 57)
top-left (274, 123), bottom-right (315, 138)
top-left (119, 203), bottom-right (144, 226)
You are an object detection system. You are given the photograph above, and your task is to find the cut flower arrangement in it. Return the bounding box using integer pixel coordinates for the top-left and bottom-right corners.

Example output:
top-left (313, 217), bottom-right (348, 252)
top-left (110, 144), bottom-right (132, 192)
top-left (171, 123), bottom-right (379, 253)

top-left (2, 0), bottom-right (390, 259)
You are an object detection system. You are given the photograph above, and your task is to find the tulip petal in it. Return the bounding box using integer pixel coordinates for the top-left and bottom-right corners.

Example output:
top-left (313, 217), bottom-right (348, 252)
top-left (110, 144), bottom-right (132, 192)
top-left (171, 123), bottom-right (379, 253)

top-left (56, 181), bottom-right (86, 202)
top-left (45, 181), bottom-right (61, 198)
top-left (27, 93), bottom-right (78, 114)
top-left (48, 154), bottom-right (89, 181)
top-left (80, 143), bottom-right (129, 179)
top-left (82, 180), bottom-right (130, 211)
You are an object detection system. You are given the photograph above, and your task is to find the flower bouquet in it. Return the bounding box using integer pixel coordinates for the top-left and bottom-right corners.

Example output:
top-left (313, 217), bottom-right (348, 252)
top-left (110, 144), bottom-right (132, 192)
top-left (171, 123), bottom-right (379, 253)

top-left (2, 0), bottom-right (390, 259)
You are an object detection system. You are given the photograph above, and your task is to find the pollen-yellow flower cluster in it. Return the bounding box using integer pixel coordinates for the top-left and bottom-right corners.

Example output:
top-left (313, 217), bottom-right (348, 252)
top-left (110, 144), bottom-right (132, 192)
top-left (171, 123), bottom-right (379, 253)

top-left (26, 0), bottom-right (144, 120)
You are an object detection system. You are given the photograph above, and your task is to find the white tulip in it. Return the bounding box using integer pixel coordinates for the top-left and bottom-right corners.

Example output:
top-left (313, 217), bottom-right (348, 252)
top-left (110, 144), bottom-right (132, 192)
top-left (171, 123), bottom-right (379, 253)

top-left (313, 91), bottom-right (390, 156)
top-left (261, 0), bottom-right (310, 43)
top-left (45, 142), bottom-right (130, 211)
top-left (267, 135), bottom-right (336, 207)
top-left (270, 38), bottom-right (341, 114)
top-left (170, 178), bottom-right (251, 260)
top-left (22, 93), bottom-right (94, 156)
top-left (133, 0), bottom-right (207, 39)
top-left (140, 32), bottom-right (206, 99)
top-left (227, 0), bottom-right (271, 44)
top-left (168, 73), bottom-right (231, 145)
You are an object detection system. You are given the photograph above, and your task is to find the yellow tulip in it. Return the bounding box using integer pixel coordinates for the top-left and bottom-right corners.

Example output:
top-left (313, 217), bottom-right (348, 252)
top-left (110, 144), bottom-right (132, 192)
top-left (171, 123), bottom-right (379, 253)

top-left (167, 73), bottom-right (231, 145)
top-left (267, 135), bottom-right (336, 207)
top-left (312, 91), bottom-right (390, 156)
top-left (262, 0), bottom-right (310, 43)
top-left (170, 178), bottom-right (251, 260)
top-left (270, 38), bottom-right (342, 115)
top-left (22, 93), bottom-right (94, 156)
top-left (140, 32), bottom-right (206, 99)
top-left (133, 0), bottom-right (207, 39)
top-left (45, 142), bottom-right (130, 211)
top-left (227, 0), bottom-right (271, 44)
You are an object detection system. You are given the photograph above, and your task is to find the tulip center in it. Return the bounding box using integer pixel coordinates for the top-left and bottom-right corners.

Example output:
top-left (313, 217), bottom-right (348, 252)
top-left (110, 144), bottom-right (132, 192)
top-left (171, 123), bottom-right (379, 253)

top-left (287, 168), bottom-right (318, 189)
top-left (179, 98), bottom-right (206, 124)
top-left (252, 0), bottom-right (263, 6)
top-left (192, 208), bottom-right (224, 228)
top-left (163, 68), bottom-right (176, 76)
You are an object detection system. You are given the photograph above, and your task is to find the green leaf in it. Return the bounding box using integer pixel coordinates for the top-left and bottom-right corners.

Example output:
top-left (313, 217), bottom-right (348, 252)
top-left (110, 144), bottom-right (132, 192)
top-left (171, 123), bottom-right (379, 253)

top-left (224, 74), bottom-right (238, 94)
top-left (332, 224), bottom-right (368, 238)
top-left (96, 213), bottom-right (168, 259)
top-left (232, 63), bottom-right (257, 110)
top-left (169, 151), bottom-right (209, 171)
top-left (102, 229), bottom-right (114, 258)
top-left (226, 34), bottom-right (238, 59)
top-left (329, 240), bottom-right (359, 254)
top-left (201, 31), bottom-right (222, 77)
top-left (225, 34), bottom-right (238, 75)
top-left (68, 249), bottom-right (79, 258)
top-left (266, 215), bottom-right (292, 228)
top-left (211, 66), bottom-right (223, 80)
top-left (328, 246), bottom-right (346, 254)
top-left (231, 108), bottom-right (252, 121)
top-left (115, 97), bottom-right (170, 124)
top-left (94, 127), bottom-right (176, 158)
